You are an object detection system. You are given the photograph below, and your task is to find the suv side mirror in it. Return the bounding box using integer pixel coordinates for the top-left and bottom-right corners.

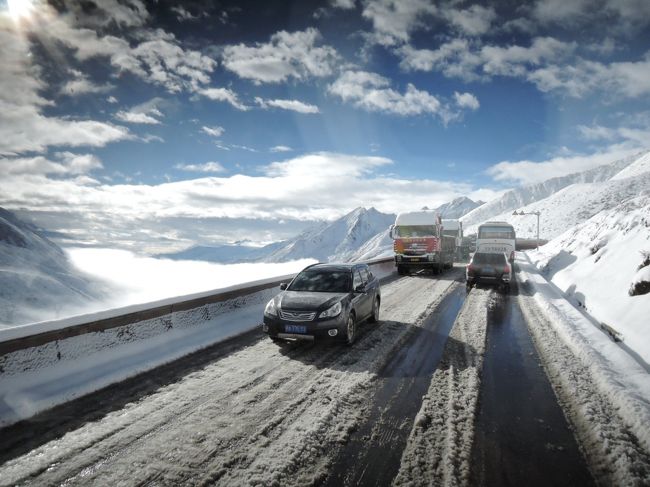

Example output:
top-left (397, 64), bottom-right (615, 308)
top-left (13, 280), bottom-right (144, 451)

top-left (389, 225), bottom-right (395, 239)
top-left (279, 282), bottom-right (288, 290)
top-left (354, 284), bottom-right (366, 294)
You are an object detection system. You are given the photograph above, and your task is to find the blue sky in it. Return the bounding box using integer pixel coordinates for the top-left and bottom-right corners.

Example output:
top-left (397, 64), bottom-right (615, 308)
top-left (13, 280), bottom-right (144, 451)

top-left (1, 0), bottom-right (649, 253)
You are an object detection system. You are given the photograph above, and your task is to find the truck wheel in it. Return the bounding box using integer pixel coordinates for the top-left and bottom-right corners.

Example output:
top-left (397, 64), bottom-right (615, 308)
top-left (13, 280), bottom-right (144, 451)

top-left (397, 265), bottom-right (405, 275)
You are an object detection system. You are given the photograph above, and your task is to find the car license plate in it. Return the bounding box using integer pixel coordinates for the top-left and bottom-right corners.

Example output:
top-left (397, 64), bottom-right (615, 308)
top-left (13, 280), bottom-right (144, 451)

top-left (483, 266), bottom-right (495, 274)
top-left (409, 257), bottom-right (420, 262)
top-left (285, 324), bottom-right (306, 333)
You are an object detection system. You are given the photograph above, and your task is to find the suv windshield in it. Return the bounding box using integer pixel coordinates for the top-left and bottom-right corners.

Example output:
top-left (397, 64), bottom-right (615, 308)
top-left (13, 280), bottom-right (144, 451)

top-left (288, 270), bottom-right (351, 293)
top-left (472, 253), bottom-right (507, 265)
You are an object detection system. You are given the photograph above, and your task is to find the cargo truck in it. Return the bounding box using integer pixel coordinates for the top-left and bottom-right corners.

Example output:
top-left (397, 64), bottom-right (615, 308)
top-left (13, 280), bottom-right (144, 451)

top-left (389, 210), bottom-right (456, 275)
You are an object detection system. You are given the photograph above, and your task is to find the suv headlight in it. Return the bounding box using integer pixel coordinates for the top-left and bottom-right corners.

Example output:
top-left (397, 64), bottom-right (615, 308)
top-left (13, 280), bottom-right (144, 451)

top-left (319, 301), bottom-right (342, 319)
top-left (264, 299), bottom-right (278, 316)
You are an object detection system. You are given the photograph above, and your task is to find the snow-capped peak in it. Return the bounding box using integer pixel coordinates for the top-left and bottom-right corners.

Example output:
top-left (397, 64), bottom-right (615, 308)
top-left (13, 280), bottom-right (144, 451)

top-left (261, 207), bottom-right (395, 263)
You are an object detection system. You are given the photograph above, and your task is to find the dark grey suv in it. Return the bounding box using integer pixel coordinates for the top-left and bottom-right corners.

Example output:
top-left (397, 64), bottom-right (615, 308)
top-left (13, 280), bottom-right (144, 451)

top-left (466, 252), bottom-right (512, 292)
top-left (262, 263), bottom-right (381, 345)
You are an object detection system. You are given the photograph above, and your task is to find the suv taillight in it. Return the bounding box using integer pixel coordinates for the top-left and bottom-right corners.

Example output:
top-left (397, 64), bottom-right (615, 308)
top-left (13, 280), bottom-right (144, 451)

top-left (504, 265), bottom-right (510, 274)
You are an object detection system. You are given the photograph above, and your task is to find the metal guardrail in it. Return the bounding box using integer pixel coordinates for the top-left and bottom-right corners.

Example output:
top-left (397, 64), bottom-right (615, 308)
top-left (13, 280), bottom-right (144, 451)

top-left (0, 257), bottom-right (395, 356)
top-left (0, 279), bottom-right (286, 356)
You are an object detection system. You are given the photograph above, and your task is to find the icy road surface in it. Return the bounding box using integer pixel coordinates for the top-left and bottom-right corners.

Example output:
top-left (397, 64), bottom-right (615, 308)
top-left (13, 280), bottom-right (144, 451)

top-left (0, 270), bottom-right (463, 486)
top-left (1, 264), bottom-right (648, 486)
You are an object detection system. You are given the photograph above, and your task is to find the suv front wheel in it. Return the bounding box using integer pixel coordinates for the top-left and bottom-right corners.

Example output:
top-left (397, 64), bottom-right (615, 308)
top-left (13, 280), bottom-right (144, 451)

top-left (344, 313), bottom-right (356, 345)
top-left (369, 297), bottom-right (380, 323)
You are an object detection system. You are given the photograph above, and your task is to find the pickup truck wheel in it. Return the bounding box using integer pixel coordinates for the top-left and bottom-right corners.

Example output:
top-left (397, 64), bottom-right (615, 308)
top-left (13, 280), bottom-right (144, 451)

top-left (369, 297), bottom-right (380, 323)
top-left (345, 313), bottom-right (356, 346)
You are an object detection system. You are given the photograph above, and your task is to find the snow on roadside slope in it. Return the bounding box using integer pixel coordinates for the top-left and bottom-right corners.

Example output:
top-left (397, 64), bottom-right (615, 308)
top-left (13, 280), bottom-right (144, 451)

top-left (461, 151), bottom-right (643, 232)
top-left (516, 256), bottom-right (650, 485)
top-left (394, 288), bottom-right (492, 487)
top-left (526, 193), bottom-right (650, 365)
top-left (463, 171), bottom-right (650, 240)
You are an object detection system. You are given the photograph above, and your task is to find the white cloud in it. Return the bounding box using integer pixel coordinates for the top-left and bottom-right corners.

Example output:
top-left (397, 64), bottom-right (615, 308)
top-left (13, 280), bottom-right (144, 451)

top-left (532, 0), bottom-right (650, 29)
top-left (398, 40), bottom-right (483, 80)
top-left (331, 0), bottom-right (355, 9)
top-left (222, 28), bottom-right (339, 84)
top-left (329, 71), bottom-right (451, 119)
top-left (444, 5), bottom-right (496, 36)
top-left (361, 0), bottom-right (437, 46)
top-left (480, 37), bottom-right (575, 77)
top-left (107, 96), bottom-right (119, 104)
top-left (255, 97), bottom-right (320, 114)
top-left (170, 6), bottom-right (200, 21)
top-left (454, 92), bottom-right (479, 110)
top-left (60, 70), bottom-right (114, 96)
top-left (0, 103), bottom-right (131, 155)
top-left (201, 125), bottom-right (225, 137)
top-left (525, 55), bottom-right (650, 98)
top-left (115, 111), bottom-right (161, 124)
top-left (59, 0), bottom-right (149, 28)
top-left (532, 0), bottom-right (591, 24)
top-left (578, 123), bottom-right (650, 147)
top-left (175, 162), bottom-right (226, 173)
top-left (36, 6), bottom-right (216, 94)
top-left (197, 87), bottom-right (248, 110)
top-left (0, 25), bottom-right (131, 155)
top-left (486, 146), bottom-right (646, 185)
top-left (55, 152), bottom-right (103, 174)
top-left (0, 152), bottom-right (102, 177)
top-left (270, 145), bottom-right (293, 153)
top-left (399, 35), bottom-right (650, 99)
top-left (578, 125), bottom-right (617, 141)
top-left (115, 98), bottom-right (165, 124)
top-left (1, 152), bottom-right (496, 249)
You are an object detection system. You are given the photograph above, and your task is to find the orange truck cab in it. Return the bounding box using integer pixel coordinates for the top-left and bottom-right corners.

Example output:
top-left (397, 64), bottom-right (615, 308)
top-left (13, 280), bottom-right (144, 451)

top-left (390, 210), bottom-right (456, 275)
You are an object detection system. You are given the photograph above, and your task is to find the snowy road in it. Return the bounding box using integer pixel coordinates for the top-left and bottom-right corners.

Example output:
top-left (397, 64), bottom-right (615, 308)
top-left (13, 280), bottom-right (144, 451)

top-left (1, 263), bottom-right (649, 486)
top-left (0, 269), bottom-right (463, 486)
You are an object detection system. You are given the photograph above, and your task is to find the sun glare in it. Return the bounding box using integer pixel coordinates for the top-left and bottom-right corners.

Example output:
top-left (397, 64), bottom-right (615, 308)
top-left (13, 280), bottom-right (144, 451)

top-left (7, 0), bottom-right (35, 21)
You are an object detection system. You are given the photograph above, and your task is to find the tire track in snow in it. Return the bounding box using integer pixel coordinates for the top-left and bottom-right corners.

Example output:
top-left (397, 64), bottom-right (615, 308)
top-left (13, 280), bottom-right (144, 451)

top-left (393, 287), bottom-right (493, 487)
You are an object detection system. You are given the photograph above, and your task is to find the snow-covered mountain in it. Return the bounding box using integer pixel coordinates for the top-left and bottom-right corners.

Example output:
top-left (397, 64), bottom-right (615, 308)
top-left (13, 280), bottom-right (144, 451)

top-left (0, 208), bottom-right (109, 326)
top-left (433, 196), bottom-right (484, 219)
top-left (261, 207), bottom-right (395, 263)
top-left (461, 152), bottom-right (642, 233)
top-left (462, 151), bottom-right (650, 238)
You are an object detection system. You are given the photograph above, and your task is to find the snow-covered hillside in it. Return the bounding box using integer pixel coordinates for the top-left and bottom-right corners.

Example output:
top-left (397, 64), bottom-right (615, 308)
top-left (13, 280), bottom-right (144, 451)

top-left (261, 207), bottom-right (395, 263)
top-left (527, 192), bottom-right (650, 365)
top-left (467, 170), bottom-right (650, 240)
top-left (0, 208), bottom-right (110, 327)
top-left (462, 151), bottom-right (650, 239)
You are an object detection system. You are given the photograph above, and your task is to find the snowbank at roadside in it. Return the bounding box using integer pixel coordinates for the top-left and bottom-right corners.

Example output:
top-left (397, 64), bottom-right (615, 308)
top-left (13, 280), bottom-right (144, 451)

top-left (516, 253), bottom-right (650, 457)
top-left (526, 194), bottom-right (650, 366)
